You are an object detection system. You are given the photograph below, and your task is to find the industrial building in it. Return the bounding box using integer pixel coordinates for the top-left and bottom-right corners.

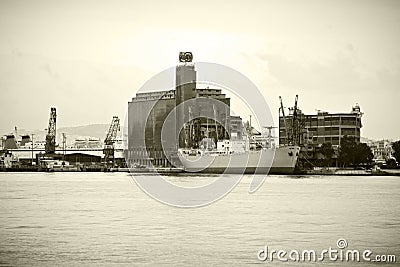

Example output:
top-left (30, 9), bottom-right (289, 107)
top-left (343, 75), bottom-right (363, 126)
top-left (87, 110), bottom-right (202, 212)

top-left (127, 53), bottom-right (243, 167)
top-left (279, 99), bottom-right (363, 160)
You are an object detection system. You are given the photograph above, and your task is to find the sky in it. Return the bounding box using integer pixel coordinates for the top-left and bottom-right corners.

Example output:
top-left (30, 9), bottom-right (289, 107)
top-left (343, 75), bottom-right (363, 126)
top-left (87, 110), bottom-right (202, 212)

top-left (0, 0), bottom-right (399, 140)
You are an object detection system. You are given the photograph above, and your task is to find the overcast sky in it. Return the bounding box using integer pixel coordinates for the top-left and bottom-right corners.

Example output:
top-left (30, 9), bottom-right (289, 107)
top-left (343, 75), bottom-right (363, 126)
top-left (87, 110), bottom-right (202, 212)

top-left (0, 0), bottom-right (399, 140)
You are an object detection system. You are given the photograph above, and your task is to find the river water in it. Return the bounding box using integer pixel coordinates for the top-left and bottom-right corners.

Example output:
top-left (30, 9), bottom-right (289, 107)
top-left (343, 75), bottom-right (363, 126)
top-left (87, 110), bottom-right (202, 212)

top-left (0, 173), bottom-right (399, 266)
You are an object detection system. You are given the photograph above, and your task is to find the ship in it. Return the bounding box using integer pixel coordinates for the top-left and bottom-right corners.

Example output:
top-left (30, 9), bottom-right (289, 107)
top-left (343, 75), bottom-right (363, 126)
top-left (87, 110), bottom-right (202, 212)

top-left (177, 139), bottom-right (300, 175)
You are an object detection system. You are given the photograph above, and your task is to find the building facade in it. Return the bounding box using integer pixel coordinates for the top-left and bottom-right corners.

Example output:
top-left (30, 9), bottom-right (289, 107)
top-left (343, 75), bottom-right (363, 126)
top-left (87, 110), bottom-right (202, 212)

top-left (127, 58), bottom-right (242, 167)
top-left (367, 139), bottom-right (394, 163)
top-left (279, 104), bottom-right (363, 159)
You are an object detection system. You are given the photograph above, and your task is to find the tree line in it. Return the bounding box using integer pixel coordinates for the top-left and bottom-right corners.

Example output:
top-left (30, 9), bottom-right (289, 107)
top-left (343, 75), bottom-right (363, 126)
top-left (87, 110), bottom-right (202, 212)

top-left (318, 136), bottom-right (400, 168)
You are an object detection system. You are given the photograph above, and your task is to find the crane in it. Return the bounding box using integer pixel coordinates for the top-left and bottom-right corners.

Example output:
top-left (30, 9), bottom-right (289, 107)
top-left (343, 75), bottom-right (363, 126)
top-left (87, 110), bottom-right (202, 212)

top-left (292, 94), bottom-right (299, 145)
top-left (279, 96), bottom-right (290, 145)
top-left (45, 107), bottom-right (57, 154)
top-left (103, 116), bottom-right (120, 166)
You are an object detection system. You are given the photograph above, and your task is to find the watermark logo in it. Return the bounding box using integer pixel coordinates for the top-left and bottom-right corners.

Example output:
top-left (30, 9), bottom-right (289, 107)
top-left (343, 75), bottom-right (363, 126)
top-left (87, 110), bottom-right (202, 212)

top-left (257, 238), bottom-right (397, 263)
top-left (337, 238), bottom-right (348, 249)
top-left (123, 61), bottom-right (275, 207)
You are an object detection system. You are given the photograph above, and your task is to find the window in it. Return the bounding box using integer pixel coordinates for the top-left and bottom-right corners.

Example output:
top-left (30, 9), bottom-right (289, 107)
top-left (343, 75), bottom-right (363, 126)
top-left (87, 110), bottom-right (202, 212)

top-left (311, 119), bottom-right (318, 127)
top-left (332, 137), bottom-right (339, 145)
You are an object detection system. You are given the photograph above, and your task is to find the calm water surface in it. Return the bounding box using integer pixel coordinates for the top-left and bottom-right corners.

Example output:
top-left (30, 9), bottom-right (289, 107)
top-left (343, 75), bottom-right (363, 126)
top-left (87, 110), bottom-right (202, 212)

top-left (0, 173), bottom-right (399, 266)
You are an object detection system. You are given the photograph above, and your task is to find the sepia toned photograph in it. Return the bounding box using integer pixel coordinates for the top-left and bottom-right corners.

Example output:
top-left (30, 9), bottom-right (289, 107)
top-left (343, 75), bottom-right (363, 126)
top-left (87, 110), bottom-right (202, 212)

top-left (0, 0), bottom-right (399, 265)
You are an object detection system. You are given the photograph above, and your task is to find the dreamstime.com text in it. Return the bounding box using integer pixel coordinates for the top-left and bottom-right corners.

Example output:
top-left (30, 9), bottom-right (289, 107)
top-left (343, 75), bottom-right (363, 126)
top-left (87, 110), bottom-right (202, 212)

top-left (257, 239), bottom-right (396, 263)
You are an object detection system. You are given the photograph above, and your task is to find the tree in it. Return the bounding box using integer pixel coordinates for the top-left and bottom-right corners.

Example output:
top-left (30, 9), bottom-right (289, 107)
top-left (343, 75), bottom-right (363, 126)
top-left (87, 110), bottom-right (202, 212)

top-left (338, 136), bottom-right (373, 167)
top-left (392, 140), bottom-right (400, 165)
top-left (354, 142), bottom-right (374, 166)
top-left (319, 142), bottom-right (335, 166)
top-left (385, 158), bottom-right (397, 168)
top-left (338, 136), bottom-right (357, 167)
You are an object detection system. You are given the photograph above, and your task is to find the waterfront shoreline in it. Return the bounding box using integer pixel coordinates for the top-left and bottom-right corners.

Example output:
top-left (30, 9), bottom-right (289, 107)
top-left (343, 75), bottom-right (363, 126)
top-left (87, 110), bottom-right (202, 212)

top-left (1, 167), bottom-right (400, 176)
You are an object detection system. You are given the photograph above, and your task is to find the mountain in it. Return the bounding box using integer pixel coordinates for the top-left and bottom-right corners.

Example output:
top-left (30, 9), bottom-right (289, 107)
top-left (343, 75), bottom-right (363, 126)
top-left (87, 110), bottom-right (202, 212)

top-left (2, 124), bottom-right (114, 147)
top-left (58, 124), bottom-right (110, 142)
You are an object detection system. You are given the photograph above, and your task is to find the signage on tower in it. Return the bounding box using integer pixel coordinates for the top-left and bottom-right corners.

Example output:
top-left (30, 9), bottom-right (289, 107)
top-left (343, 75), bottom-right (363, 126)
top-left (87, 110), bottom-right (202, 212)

top-left (179, 52), bottom-right (193, 62)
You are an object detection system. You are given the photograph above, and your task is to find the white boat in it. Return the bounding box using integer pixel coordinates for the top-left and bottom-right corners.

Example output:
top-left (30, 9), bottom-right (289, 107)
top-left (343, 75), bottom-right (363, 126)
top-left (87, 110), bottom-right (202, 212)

top-left (178, 139), bottom-right (300, 174)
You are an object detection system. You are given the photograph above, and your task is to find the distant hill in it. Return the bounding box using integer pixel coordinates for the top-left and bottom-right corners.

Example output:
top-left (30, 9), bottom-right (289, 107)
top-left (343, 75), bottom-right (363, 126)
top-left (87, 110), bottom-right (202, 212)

top-left (3, 124), bottom-right (114, 146)
top-left (58, 124), bottom-right (110, 141)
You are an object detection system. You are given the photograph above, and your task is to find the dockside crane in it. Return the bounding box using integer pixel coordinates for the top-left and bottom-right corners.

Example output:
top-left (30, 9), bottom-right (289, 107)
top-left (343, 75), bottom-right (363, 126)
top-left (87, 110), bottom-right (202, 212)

top-left (279, 96), bottom-right (290, 145)
top-left (292, 94), bottom-right (299, 145)
top-left (45, 107), bottom-right (57, 154)
top-left (103, 116), bottom-right (120, 166)
top-left (283, 95), bottom-right (306, 146)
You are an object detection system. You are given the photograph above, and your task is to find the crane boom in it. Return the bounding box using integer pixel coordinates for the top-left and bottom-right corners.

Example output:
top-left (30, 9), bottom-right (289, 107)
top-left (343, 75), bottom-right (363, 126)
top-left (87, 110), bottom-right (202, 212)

top-left (104, 116), bottom-right (120, 166)
top-left (279, 96), bottom-right (289, 145)
top-left (45, 107), bottom-right (57, 154)
top-left (292, 94), bottom-right (298, 145)
top-left (104, 116), bottom-right (120, 144)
